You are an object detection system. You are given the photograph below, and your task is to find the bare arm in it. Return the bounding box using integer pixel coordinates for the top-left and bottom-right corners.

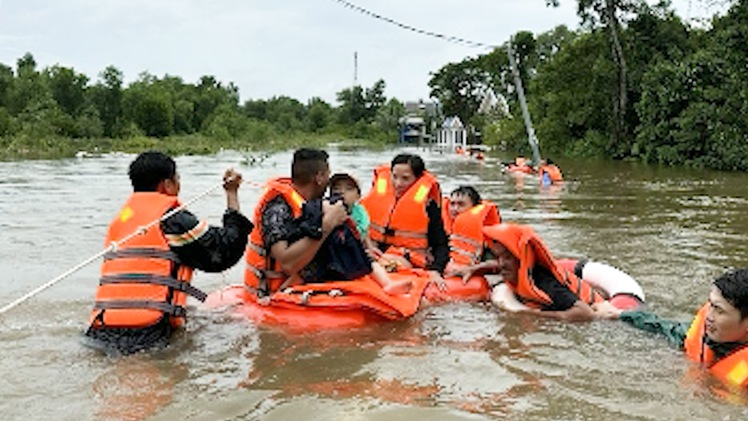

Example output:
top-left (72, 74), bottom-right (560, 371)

top-left (223, 168), bottom-right (241, 212)
top-left (270, 237), bottom-right (325, 274)
top-left (532, 300), bottom-right (596, 322)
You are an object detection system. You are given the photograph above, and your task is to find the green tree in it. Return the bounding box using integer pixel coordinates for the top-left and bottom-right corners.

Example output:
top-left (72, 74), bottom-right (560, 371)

top-left (336, 85), bottom-right (367, 124)
top-left (547, 0), bottom-right (645, 155)
top-left (90, 65), bottom-right (124, 137)
top-left (374, 98), bottom-right (405, 135)
top-left (123, 72), bottom-right (174, 138)
top-left (45, 65), bottom-right (89, 117)
top-left (194, 75), bottom-right (238, 131)
top-left (428, 58), bottom-right (489, 125)
top-left (305, 97), bottom-right (333, 132)
top-left (0, 64), bottom-right (14, 108)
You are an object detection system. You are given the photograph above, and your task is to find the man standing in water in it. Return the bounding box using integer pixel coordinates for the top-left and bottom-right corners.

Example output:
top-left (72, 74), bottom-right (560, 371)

top-left (84, 151), bottom-right (253, 355)
top-left (594, 268), bottom-right (748, 389)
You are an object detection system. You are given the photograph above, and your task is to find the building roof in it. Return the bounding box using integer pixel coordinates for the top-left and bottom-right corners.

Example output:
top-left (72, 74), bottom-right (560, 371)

top-left (404, 100), bottom-right (439, 116)
top-left (442, 116), bottom-right (464, 129)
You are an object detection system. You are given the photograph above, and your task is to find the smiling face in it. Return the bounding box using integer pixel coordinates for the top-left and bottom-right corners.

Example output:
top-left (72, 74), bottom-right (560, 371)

top-left (705, 287), bottom-right (748, 343)
top-left (487, 240), bottom-right (520, 284)
top-left (391, 163), bottom-right (417, 198)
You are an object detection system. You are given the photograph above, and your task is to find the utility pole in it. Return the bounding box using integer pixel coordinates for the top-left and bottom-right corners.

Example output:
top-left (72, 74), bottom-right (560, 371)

top-left (353, 51), bottom-right (358, 87)
top-left (506, 37), bottom-right (542, 166)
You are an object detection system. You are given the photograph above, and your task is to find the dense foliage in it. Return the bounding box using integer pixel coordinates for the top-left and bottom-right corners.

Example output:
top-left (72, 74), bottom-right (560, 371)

top-left (429, 0), bottom-right (748, 171)
top-left (0, 55), bottom-right (401, 160)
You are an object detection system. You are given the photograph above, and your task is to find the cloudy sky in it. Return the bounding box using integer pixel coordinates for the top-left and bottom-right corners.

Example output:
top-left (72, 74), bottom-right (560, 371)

top-left (0, 0), bottom-right (729, 105)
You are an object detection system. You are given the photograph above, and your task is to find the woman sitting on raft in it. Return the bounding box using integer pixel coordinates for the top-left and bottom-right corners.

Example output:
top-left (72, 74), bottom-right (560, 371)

top-left (360, 153), bottom-right (450, 288)
top-left (480, 223), bottom-right (645, 322)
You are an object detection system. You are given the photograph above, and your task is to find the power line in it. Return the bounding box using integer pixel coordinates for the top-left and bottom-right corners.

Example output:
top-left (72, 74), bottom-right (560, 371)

top-left (331, 0), bottom-right (498, 50)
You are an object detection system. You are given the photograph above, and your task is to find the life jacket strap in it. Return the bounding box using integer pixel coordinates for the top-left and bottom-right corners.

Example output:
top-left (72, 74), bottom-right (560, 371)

top-left (450, 233), bottom-right (482, 248)
top-left (246, 262), bottom-right (285, 298)
top-left (99, 274), bottom-right (207, 302)
top-left (104, 248), bottom-right (180, 262)
top-left (370, 223), bottom-right (428, 240)
top-left (247, 241), bottom-right (267, 257)
top-left (93, 300), bottom-right (187, 317)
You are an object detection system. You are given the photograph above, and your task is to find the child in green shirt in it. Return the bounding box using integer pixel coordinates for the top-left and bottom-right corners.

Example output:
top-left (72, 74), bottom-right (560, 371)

top-left (330, 173), bottom-right (410, 294)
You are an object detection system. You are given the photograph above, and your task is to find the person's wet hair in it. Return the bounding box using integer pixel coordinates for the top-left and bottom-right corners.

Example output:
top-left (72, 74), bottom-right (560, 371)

top-left (451, 186), bottom-right (481, 207)
top-left (129, 151), bottom-right (177, 192)
top-left (546, 158), bottom-right (555, 165)
top-left (391, 153), bottom-right (425, 178)
top-left (713, 269), bottom-right (748, 319)
top-left (292, 148), bottom-right (329, 184)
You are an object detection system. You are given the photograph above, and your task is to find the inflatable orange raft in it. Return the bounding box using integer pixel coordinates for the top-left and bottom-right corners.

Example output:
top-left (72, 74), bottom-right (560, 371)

top-left (204, 270), bottom-right (430, 330)
top-left (422, 275), bottom-right (491, 303)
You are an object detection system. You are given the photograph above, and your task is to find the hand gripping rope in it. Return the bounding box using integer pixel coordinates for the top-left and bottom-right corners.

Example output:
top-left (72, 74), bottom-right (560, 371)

top-left (0, 178), bottom-right (259, 315)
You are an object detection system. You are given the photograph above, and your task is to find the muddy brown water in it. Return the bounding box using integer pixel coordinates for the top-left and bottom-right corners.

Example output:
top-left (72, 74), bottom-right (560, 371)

top-left (1, 147), bottom-right (747, 420)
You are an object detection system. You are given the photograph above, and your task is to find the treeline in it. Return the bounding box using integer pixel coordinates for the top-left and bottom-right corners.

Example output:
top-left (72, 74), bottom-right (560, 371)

top-left (0, 54), bottom-right (404, 159)
top-left (429, 0), bottom-right (748, 171)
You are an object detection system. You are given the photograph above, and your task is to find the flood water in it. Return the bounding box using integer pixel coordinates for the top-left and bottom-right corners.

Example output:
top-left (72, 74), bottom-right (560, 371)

top-left (1, 147), bottom-right (747, 420)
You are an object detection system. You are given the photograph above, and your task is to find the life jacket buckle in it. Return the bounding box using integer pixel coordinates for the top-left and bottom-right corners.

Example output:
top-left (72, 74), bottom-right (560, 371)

top-left (170, 305), bottom-right (187, 317)
top-left (328, 289), bottom-right (343, 297)
top-left (300, 290), bottom-right (312, 305)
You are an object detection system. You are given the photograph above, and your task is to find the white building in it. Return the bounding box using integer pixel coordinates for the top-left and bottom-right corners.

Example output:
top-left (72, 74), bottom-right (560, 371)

top-left (435, 116), bottom-right (467, 151)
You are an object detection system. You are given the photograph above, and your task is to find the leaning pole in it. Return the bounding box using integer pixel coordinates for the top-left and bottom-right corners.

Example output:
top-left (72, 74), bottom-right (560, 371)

top-left (506, 37), bottom-right (542, 166)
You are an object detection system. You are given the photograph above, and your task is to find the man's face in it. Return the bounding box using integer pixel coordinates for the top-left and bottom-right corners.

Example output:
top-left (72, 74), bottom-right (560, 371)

top-left (313, 164), bottom-right (330, 199)
top-left (487, 240), bottom-right (520, 284)
top-left (449, 193), bottom-right (474, 220)
top-left (331, 179), bottom-right (359, 208)
top-left (705, 287), bottom-right (748, 343)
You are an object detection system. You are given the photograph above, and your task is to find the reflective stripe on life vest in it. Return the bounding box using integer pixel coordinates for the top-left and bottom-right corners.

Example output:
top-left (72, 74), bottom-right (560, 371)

top-left (89, 192), bottom-right (197, 329)
top-left (243, 178), bottom-right (305, 296)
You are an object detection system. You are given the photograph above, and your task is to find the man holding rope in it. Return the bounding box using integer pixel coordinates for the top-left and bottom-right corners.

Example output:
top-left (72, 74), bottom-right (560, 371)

top-left (83, 151), bottom-right (253, 355)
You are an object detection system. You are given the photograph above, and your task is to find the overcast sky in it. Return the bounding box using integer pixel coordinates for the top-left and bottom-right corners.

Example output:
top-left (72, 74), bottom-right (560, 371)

top-left (0, 0), bottom-right (729, 105)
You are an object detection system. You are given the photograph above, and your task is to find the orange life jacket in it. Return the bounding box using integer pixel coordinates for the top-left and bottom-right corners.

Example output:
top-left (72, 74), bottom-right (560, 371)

top-left (442, 197), bottom-right (501, 266)
top-left (89, 192), bottom-right (204, 329)
top-left (244, 178), bottom-right (305, 296)
top-left (539, 164), bottom-right (563, 183)
top-left (684, 304), bottom-right (748, 388)
top-left (360, 164), bottom-right (441, 269)
top-left (483, 224), bottom-right (605, 309)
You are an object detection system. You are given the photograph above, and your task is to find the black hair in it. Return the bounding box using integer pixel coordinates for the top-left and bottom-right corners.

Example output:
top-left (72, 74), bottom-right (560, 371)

top-left (546, 158), bottom-right (555, 165)
top-left (391, 153), bottom-right (425, 178)
top-left (292, 148), bottom-right (329, 184)
top-left (128, 151), bottom-right (177, 192)
top-left (450, 186), bottom-right (481, 206)
top-left (713, 269), bottom-right (748, 319)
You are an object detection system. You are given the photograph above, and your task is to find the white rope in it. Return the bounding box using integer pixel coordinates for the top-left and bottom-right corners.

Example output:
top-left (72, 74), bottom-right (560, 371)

top-left (0, 180), bottom-right (233, 315)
